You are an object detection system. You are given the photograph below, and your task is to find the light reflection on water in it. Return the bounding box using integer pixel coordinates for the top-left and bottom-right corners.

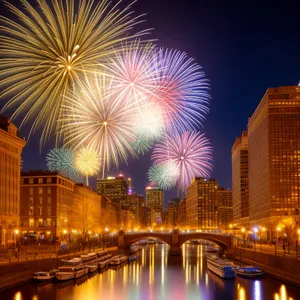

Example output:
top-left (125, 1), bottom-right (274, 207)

top-left (4, 243), bottom-right (300, 300)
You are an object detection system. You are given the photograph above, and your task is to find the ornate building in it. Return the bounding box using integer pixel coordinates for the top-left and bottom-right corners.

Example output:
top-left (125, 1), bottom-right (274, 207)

top-left (0, 116), bottom-right (26, 246)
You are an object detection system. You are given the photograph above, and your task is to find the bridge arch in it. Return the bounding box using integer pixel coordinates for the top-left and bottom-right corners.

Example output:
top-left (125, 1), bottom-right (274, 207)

top-left (123, 233), bottom-right (172, 248)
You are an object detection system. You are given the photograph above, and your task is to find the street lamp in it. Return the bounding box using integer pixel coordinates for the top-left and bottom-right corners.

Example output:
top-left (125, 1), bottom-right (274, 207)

top-left (241, 228), bottom-right (245, 266)
top-left (253, 227), bottom-right (258, 251)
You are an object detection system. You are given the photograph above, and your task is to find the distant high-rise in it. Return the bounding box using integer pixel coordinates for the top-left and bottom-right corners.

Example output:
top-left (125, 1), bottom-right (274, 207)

top-left (167, 198), bottom-right (180, 227)
top-left (248, 86), bottom-right (300, 230)
top-left (232, 130), bottom-right (249, 226)
top-left (145, 186), bottom-right (164, 225)
top-left (216, 188), bottom-right (233, 229)
top-left (186, 178), bottom-right (218, 229)
top-left (0, 116), bottom-right (26, 246)
top-left (97, 174), bottom-right (128, 207)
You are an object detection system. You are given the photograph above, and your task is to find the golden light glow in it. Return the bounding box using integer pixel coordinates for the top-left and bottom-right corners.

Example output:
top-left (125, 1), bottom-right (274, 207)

top-left (14, 229), bottom-right (19, 234)
top-left (75, 146), bottom-right (101, 183)
top-left (241, 227), bottom-right (245, 233)
top-left (63, 230), bottom-right (67, 234)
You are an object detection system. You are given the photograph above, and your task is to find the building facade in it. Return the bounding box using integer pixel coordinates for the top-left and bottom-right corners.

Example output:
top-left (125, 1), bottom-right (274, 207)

top-left (167, 198), bottom-right (180, 227)
top-left (20, 171), bottom-right (74, 244)
top-left (248, 86), bottom-right (300, 233)
top-left (186, 178), bottom-right (218, 229)
top-left (216, 188), bottom-right (233, 229)
top-left (0, 116), bottom-right (26, 246)
top-left (232, 130), bottom-right (249, 227)
top-left (177, 199), bottom-right (186, 229)
top-left (145, 186), bottom-right (164, 225)
top-left (20, 171), bottom-right (102, 245)
top-left (96, 175), bottom-right (128, 207)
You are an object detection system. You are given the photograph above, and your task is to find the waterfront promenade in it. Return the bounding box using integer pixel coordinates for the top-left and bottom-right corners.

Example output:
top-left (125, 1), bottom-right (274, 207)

top-left (0, 246), bottom-right (118, 291)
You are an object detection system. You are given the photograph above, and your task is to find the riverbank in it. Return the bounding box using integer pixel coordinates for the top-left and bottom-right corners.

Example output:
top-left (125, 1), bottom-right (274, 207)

top-left (227, 247), bottom-right (300, 287)
top-left (0, 247), bottom-right (119, 292)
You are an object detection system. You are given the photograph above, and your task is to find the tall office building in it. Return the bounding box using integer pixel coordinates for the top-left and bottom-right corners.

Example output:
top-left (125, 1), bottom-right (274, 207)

top-left (145, 186), bottom-right (164, 224)
top-left (0, 116), bottom-right (26, 246)
top-left (216, 188), bottom-right (233, 229)
top-left (97, 174), bottom-right (128, 207)
top-left (248, 86), bottom-right (300, 230)
top-left (186, 178), bottom-right (218, 229)
top-left (232, 130), bottom-right (249, 227)
top-left (167, 198), bottom-right (180, 227)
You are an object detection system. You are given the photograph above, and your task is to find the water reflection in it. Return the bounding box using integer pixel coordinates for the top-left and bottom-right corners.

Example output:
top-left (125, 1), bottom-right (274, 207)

top-left (3, 243), bottom-right (300, 300)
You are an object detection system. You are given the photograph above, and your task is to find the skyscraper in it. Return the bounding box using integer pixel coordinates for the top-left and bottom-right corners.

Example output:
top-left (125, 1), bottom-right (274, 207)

top-left (0, 116), bottom-right (26, 246)
top-left (167, 198), bottom-right (180, 227)
top-left (96, 174), bottom-right (128, 207)
top-left (186, 178), bottom-right (218, 229)
top-left (232, 130), bottom-right (249, 227)
top-left (216, 188), bottom-right (233, 229)
top-left (248, 86), bottom-right (300, 231)
top-left (145, 186), bottom-right (164, 225)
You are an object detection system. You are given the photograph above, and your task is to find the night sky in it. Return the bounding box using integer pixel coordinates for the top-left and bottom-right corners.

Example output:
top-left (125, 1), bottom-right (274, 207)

top-left (1, 0), bottom-right (300, 206)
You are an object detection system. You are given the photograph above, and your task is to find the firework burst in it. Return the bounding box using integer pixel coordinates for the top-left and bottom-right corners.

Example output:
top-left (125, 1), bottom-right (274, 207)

top-left (104, 40), bottom-right (160, 105)
top-left (152, 49), bottom-right (210, 134)
top-left (75, 146), bottom-right (101, 185)
top-left (0, 0), bottom-right (148, 145)
top-left (148, 160), bottom-right (179, 190)
top-left (132, 135), bottom-right (153, 155)
top-left (46, 148), bottom-right (82, 182)
top-left (152, 131), bottom-right (213, 191)
top-left (60, 73), bottom-right (138, 176)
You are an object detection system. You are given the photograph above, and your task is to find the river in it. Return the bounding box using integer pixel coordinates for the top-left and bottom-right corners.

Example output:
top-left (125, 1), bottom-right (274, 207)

top-left (2, 243), bottom-right (300, 300)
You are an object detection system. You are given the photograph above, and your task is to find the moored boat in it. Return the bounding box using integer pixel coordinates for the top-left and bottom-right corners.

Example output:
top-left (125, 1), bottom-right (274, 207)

top-left (55, 265), bottom-right (88, 281)
top-left (32, 269), bottom-right (57, 281)
top-left (128, 255), bottom-right (137, 262)
top-left (110, 254), bottom-right (128, 266)
top-left (206, 256), bottom-right (236, 279)
top-left (235, 266), bottom-right (263, 278)
top-left (85, 264), bottom-right (98, 273)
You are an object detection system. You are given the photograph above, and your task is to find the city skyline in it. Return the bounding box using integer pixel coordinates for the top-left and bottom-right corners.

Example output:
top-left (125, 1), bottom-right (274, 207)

top-left (0, 0), bottom-right (300, 203)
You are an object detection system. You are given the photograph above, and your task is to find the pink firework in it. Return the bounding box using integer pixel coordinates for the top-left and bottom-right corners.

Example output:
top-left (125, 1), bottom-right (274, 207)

top-left (152, 131), bottom-right (213, 191)
top-left (152, 49), bottom-right (210, 134)
top-left (104, 41), bottom-right (161, 105)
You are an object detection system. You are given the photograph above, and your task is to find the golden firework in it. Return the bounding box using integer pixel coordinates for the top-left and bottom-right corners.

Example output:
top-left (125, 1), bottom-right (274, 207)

top-left (0, 0), bottom-right (148, 145)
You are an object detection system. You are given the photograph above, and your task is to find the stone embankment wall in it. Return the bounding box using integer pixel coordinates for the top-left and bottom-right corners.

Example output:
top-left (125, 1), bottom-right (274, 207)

top-left (227, 247), bottom-right (300, 287)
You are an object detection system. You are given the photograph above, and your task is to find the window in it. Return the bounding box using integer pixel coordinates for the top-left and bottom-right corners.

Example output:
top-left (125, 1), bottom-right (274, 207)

top-left (46, 177), bottom-right (52, 184)
top-left (39, 207), bottom-right (43, 216)
top-left (47, 197), bottom-right (51, 205)
top-left (47, 206), bottom-right (51, 216)
top-left (38, 218), bottom-right (43, 227)
top-left (29, 178), bottom-right (34, 184)
top-left (38, 178), bottom-right (43, 184)
top-left (29, 218), bottom-right (34, 228)
top-left (46, 218), bottom-right (51, 226)
top-left (29, 197), bottom-right (33, 205)
top-left (39, 197), bottom-right (43, 205)
top-left (38, 188), bottom-right (43, 195)
top-left (29, 206), bottom-right (34, 216)
top-left (29, 187), bottom-right (34, 195)
top-left (47, 187), bottom-right (51, 195)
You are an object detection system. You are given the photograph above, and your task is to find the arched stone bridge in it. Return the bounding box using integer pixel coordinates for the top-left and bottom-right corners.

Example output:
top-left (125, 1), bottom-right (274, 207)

top-left (118, 230), bottom-right (233, 255)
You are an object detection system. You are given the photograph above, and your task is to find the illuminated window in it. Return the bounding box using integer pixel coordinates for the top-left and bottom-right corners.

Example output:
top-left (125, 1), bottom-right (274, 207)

top-left (38, 188), bottom-right (43, 195)
top-left (29, 178), bottom-right (34, 184)
top-left (29, 187), bottom-right (34, 195)
top-left (29, 197), bottom-right (33, 205)
top-left (38, 178), bottom-right (43, 184)
top-left (29, 218), bottom-right (34, 228)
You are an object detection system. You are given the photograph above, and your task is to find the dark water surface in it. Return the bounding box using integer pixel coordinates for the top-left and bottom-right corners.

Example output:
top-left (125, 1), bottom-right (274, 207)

top-left (1, 244), bottom-right (300, 300)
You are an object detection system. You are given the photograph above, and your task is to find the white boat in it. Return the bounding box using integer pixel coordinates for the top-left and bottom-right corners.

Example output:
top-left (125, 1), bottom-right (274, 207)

top-left (98, 258), bottom-right (111, 269)
top-left (61, 257), bottom-right (83, 267)
top-left (32, 269), bottom-right (57, 281)
top-left (56, 265), bottom-right (88, 281)
top-left (110, 255), bottom-right (128, 266)
top-left (96, 254), bottom-right (112, 269)
top-left (85, 264), bottom-right (98, 273)
top-left (206, 255), bottom-right (236, 279)
top-left (80, 253), bottom-right (98, 265)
